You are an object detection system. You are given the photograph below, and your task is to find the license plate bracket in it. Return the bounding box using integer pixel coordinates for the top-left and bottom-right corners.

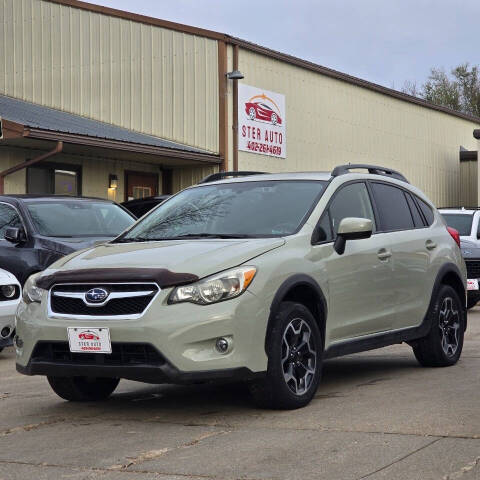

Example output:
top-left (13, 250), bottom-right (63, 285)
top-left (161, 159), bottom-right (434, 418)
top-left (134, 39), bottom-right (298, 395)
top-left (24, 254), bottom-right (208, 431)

top-left (67, 327), bottom-right (112, 354)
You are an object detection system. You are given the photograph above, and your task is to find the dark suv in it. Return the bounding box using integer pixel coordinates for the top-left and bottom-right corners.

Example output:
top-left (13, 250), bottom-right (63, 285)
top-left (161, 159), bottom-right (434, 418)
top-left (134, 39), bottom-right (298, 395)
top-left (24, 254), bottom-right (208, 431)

top-left (0, 195), bottom-right (136, 285)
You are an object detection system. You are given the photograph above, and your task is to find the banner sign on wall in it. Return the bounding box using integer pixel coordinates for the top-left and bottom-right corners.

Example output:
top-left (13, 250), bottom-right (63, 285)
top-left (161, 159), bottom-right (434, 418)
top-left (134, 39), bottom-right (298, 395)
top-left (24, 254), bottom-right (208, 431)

top-left (238, 84), bottom-right (286, 159)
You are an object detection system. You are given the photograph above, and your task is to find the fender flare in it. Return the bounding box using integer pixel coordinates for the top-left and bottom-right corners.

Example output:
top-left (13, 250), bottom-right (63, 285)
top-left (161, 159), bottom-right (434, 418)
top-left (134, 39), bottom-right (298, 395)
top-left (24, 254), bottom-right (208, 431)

top-left (266, 274), bottom-right (328, 346)
top-left (428, 262), bottom-right (467, 329)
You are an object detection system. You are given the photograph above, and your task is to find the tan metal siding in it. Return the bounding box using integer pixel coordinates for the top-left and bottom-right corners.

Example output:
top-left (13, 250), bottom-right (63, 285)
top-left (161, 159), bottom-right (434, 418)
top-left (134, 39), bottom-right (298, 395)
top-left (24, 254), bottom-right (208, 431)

top-left (235, 49), bottom-right (480, 207)
top-left (459, 160), bottom-right (478, 207)
top-left (0, 0), bottom-right (219, 152)
top-left (172, 165), bottom-right (217, 193)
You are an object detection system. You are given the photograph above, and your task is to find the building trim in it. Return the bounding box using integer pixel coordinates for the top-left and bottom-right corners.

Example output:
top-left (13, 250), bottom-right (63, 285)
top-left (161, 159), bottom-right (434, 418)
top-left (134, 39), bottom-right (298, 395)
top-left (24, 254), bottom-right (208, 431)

top-left (218, 41), bottom-right (228, 171)
top-left (21, 128), bottom-right (222, 164)
top-left (45, 0), bottom-right (227, 41)
top-left (460, 150), bottom-right (478, 162)
top-left (45, 0), bottom-right (480, 125)
top-left (232, 44), bottom-right (239, 172)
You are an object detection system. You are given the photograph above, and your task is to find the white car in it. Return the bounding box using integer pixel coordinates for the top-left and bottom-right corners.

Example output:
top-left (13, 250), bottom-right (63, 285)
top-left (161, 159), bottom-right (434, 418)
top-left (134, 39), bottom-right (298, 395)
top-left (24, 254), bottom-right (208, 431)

top-left (439, 208), bottom-right (480, 248)
top-left (0, 269), bottom-right (21, 353)
top-left (440, 208), bottom-right (480, 308)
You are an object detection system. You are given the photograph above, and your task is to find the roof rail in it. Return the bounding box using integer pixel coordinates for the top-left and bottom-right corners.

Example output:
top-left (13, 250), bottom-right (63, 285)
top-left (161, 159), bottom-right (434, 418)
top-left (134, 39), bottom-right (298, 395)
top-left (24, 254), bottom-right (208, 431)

top-left (199, 171), bottom-right (267, 184)
top-left (331, 164), bottom-right (409, 183)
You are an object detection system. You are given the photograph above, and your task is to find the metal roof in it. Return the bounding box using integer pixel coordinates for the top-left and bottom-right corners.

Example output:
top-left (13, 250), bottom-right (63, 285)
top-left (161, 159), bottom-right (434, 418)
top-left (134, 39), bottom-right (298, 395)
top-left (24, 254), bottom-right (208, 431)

top-left (0, 94), bottom-right (208, 154)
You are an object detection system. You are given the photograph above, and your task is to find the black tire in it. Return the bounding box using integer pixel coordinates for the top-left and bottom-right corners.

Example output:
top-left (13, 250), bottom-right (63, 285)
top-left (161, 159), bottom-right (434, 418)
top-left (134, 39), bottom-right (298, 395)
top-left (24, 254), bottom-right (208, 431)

top-left (249, 301), bottom-right (323, 409)
top-left (412, 285), bottom-right (465, 367)
top-left (467, 297), bottom-right (478, 310)
top-left (0, 347), bottom-right (3, 354)
top-left (47, 376), bottom-right (120, 401)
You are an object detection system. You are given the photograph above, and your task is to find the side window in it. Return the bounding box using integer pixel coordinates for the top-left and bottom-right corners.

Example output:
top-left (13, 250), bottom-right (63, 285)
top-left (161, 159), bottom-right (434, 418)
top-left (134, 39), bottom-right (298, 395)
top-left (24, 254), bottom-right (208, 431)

top-left (404, 191), bottom-right (424, 228)
top-left (0, 204), bottom-right (22, 238)
top-left (370, 183), bottom-right (414, 231)
top-left (417, 198), bottom-right (434, 226)
top-left (329, 182), bottom-right (376, 235)
top-left (315, 212), bottom-right (333, 243)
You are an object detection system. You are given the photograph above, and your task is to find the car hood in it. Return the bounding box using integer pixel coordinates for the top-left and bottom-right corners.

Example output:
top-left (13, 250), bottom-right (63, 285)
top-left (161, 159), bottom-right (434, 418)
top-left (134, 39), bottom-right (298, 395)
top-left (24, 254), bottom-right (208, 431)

top-left (36, 236), bottom-right (114, 256)
top-left (43, 238), bottom-right (285, 280)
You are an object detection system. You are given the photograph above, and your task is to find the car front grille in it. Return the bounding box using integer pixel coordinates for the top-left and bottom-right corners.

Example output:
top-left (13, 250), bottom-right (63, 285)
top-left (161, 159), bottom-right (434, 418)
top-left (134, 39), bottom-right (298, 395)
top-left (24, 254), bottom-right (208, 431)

top-left (49, 283), bottom-right (159, 317)
top-left (466, 261), bottom-right (480, 279)
top-left (31, 341), bottom-right (165, 366)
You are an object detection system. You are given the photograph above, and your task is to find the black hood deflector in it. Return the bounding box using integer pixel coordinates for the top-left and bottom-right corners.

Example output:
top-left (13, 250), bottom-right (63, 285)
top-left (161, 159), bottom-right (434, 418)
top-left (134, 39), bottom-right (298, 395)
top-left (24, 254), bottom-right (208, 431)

top-left (36, 268), bottom-right (199, 290)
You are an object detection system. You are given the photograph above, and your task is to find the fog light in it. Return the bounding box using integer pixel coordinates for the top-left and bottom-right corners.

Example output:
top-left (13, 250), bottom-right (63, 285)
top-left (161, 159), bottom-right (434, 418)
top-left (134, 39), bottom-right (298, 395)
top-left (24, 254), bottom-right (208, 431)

top-left (14, 335), bottom-right (23, 348)
top-left (215, 337), bottom-right (229, 354)
top-left (1, 285), bottom-right (16, 298)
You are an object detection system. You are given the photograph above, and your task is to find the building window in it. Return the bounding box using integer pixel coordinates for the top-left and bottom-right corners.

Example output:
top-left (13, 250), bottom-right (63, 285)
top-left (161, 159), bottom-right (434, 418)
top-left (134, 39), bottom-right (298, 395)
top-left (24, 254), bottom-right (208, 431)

top-left (27, 163), bottom-right (81, 196)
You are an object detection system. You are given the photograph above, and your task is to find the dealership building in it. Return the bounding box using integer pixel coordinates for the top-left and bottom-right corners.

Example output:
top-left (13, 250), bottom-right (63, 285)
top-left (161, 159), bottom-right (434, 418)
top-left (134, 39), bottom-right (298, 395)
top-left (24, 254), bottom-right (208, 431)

top-left (1, 0), bottom-right (480, 206)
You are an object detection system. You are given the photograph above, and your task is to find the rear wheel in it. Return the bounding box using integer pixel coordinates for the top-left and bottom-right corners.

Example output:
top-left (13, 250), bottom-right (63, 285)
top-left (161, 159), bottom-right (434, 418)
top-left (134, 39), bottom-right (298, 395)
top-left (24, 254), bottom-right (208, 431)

top-left (412, 285), bottom-right (464, 367)
top-left (249, 301), bottom-right (322, 409)
top-left (47, 376), bottom-right (119, 401)
top-left (0, 347), bottom-right (3, 354)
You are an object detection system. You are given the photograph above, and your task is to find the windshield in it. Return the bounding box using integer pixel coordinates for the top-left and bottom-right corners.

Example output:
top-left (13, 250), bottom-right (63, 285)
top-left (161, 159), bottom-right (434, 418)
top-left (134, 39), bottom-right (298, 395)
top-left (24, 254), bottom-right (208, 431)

top-left (441, 213), bottom-right (473, 236)
top-left (119, 180), bottom-right (327, 241)
top-left (27, 201), bottom-right (135, 237)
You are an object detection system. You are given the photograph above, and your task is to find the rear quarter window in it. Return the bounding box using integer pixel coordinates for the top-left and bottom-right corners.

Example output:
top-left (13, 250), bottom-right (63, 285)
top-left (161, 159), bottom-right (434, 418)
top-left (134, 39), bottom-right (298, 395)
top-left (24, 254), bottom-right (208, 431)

top-left (417, 198), bottom-right (434, 226)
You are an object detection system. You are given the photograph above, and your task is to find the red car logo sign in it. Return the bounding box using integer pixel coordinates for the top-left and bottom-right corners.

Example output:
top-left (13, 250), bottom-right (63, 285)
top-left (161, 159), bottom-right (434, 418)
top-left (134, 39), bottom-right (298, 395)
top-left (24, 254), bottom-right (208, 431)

top-left (245, 94), bottom-right (282, 125)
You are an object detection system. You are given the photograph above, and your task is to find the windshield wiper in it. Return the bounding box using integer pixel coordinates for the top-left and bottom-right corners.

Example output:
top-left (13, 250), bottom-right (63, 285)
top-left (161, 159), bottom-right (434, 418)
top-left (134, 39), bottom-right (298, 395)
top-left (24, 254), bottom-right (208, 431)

top-left (165, 233), bottom-right (254, 239)
top-left (115, 233), bottom-right (255, 242)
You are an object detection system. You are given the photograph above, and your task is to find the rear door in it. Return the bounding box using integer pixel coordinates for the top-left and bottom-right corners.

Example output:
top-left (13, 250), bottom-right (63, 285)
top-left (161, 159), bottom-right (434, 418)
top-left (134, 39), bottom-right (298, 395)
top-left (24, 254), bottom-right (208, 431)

top-left (321, 181), bottom-right (397, 342)
top-left (369, 182), bottom-right (430, 329)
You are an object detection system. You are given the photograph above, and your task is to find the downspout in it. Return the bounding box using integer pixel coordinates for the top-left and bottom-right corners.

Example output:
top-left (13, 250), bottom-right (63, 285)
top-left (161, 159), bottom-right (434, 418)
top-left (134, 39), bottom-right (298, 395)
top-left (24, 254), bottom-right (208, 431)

top-left (0, 141), bottom-right (63, 194)
top-left (232, 44), bottom-right (239, 171)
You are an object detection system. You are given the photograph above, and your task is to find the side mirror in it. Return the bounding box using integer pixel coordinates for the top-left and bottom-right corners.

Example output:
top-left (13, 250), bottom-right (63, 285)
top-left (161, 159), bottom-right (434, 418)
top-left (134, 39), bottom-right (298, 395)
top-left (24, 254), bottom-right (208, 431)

top-left (334, 217), bottom-right (373, 255)
top-left (5, 227), bottom-right (26, 244)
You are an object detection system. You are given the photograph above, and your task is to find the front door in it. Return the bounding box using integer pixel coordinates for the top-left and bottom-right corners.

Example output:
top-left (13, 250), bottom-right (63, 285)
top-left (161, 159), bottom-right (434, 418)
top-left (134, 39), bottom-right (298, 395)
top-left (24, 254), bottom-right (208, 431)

top-left (125, 171), bottom-right (159, 201)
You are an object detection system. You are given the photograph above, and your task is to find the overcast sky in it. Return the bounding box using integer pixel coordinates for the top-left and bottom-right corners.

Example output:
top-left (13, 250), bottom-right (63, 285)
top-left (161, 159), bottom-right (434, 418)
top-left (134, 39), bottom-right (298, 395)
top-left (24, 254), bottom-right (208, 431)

top-left (97, 0), bottom-right (479, 91)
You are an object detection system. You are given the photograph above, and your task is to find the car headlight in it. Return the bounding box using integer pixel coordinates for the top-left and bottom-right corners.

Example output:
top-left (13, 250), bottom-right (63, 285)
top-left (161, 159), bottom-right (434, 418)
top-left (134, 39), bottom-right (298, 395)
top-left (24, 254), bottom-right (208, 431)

top-left (169, 266), bottom-right (256, 305)
top-left (1, 285), bottom-right (17, 299)
top-left (23, 273), bottom-right (44, 304)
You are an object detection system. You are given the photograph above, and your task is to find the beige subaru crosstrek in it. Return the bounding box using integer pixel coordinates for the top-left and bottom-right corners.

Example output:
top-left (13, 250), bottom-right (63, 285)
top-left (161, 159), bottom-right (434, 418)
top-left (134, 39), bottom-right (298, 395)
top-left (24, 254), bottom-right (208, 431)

top-left (15, 165), bottom-right (467, 409)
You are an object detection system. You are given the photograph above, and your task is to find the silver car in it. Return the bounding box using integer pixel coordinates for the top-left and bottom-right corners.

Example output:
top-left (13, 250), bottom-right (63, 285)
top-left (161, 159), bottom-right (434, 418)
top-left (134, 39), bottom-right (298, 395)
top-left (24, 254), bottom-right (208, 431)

top-left (16, 164), bottom-right (467, 409)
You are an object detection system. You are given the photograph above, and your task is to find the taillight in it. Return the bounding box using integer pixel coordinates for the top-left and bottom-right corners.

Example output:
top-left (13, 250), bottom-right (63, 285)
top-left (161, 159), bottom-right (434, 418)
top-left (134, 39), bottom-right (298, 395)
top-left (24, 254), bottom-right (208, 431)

top-left (447, 226), bottom-right (460, 248)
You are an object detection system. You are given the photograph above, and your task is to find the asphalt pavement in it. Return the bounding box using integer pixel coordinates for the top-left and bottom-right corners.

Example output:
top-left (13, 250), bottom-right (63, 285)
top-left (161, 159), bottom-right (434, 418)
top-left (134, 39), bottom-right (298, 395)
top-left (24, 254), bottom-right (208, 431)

top-left (1, 310), bottom-right (480, 480)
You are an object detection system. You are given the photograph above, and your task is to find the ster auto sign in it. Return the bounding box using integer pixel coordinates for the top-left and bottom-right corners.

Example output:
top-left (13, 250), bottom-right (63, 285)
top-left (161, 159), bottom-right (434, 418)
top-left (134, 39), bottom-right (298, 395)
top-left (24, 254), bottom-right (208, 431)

top-left (238, 84), bottom-right (286, 158)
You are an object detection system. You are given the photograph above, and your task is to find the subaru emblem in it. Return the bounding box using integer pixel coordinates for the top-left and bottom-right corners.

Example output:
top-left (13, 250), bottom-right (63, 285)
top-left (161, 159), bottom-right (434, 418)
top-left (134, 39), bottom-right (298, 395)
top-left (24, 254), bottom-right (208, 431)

top-left (85, 288), bottom-right (109, 303)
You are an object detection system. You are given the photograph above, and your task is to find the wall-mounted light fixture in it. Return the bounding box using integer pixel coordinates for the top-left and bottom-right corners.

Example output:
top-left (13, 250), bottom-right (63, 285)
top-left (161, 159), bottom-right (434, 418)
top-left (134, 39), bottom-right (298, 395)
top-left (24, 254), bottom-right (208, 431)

top-left (226, 70), bottom-right (244, 80)
top-left (109, 174), bottom-right (118, 189)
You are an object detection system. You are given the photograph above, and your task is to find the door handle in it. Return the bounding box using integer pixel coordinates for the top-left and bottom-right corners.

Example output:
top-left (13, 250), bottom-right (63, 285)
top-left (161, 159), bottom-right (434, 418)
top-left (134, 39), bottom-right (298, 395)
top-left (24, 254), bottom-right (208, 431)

top-left (426, 240), bottom-right (437, 250)
top-left (377, 248), bottom-right (392, 261)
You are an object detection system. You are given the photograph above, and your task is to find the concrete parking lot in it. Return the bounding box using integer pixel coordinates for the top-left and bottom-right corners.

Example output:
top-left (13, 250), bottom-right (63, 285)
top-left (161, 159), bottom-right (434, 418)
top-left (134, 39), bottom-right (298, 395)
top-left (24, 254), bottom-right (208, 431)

top-left (1, 311), bottom-right (480, 480)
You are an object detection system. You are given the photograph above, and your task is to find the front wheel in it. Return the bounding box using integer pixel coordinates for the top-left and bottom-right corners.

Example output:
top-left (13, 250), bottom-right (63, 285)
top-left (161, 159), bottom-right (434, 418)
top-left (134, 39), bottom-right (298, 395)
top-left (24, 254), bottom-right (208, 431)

top-left (47, 376), bottom-right (120, 401)
top-left (249, 301), bottom-right (322, 409)
top-left (412, 285), bottom-right (465, 367)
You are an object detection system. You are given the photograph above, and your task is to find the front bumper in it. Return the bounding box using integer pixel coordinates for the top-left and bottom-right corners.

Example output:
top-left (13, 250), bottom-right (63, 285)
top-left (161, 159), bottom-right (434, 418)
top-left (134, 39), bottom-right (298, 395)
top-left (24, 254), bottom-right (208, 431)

top-left (16, 342), bottom-right (263, 384)
top-left (15, 288), bottom-right (270, 382)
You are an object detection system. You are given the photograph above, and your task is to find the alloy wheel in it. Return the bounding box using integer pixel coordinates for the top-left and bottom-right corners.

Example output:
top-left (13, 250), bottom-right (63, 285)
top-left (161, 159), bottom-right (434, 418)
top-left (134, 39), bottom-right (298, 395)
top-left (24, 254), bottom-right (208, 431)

top-left (438, 296), bottom-right (460, 357)
top-left (281, 318), bottom-right (317, 395)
